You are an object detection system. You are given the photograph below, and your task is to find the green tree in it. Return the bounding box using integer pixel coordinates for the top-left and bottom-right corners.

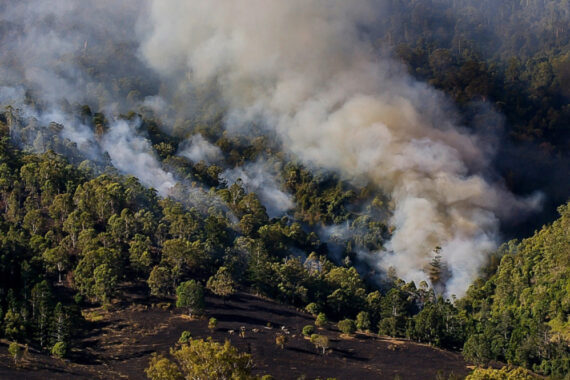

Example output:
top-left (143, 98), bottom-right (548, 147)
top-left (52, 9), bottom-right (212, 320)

top-left (107, 209), bottom-right (136, 244)
top-left (206, 266), bottom-right (236, 299)
top-left (145, 353), bottom-right (183, 380)
top-left (128, 234), bottom-right (154, 274)
top-left (413, 299), bottom-right (464, 349)
top-left (356, 311), bottom-right (371, 332)
top-left (239, 214), bottom-right (257, 236)
top-left (93, 263), bottom-right (118, 305)
top-left (310, 334), bottom-right (330, 355)
top-left (4, 310), bottom-right (25, 340)
top-left (305, 302), bottom-right (320, 316)
top-left (162, 239), bottom-right (208, 283)
top-left (48, 193), bottom-right (73, 227)
top-left (42, 246), bottom-right (69, 284)
top-left (325, 267), bottom-right (366, 317)
top-left (146, 338), bottom-right (255, 380)
top-left (378, 317), bottom-right (398, 337)
top-left (176, 280), bottom-right (205, 317)
top-left (429, 246), bottom-right (450, 295)
top-left (465, 366), bottom-right (540, 380)
top-left (51, 302), bottom-right (70, 346)
top-left (173, 338), bottom-right (254, 379)
top-left (366, 290), bottom-right (382, 326)
top-left (148, 266), bottom-right (173, 297)
top-left (23, 209), bottom-right (45, 235)
top-left (31, 280), bottom-right (53, 347)
top-left (74, 247), bottom-right (120, 301)
top-left (463, 334), bottom-right (493, 366)
top-left (337, 319), bottom-right (356, 335)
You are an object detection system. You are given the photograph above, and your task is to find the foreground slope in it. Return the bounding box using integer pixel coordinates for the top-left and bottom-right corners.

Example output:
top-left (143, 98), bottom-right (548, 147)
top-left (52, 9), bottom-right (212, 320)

top-left (0, 289), bottom-right (470, 380)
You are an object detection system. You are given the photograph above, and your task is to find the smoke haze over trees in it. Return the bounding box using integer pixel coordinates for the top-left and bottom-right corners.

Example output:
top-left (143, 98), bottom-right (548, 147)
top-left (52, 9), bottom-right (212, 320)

top-left (0, 2), bottom-right (568, 376)
top-left (2, 0), bottom-right (565, 296)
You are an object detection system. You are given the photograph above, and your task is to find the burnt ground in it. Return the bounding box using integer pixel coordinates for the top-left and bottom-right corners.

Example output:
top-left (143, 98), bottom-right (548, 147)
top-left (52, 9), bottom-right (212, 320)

top-left (0, 284), bottom-right (471, 380)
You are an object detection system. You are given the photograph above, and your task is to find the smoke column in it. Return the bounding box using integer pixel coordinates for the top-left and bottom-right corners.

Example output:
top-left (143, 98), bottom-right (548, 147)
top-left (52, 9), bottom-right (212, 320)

top-left (140, 0), bottom-right (540, 296)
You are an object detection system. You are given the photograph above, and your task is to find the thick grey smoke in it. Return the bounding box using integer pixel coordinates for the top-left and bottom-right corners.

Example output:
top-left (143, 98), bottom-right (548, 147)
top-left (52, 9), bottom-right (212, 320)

top-left (221, 160), bottom-right (294, 218)
top-left (140, 0), bottom-right (541, 296)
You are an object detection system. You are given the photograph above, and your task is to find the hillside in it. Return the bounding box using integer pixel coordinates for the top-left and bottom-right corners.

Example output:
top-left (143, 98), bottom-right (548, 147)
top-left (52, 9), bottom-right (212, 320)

top-left (0, 1), bottom-right (568, 379)
top-left (459, 203), bottom-right (570, 376)
top-left (0, 289), bottom-right (471, 380)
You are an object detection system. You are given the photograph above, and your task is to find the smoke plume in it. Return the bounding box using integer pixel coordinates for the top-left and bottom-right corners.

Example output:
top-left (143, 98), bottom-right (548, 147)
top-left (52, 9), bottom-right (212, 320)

top-left (102, 119), bottom-right (176, 196)
top-left (221, 160), bottom-right (294, 218)
top-left (0, 0), bottom-right (548, 297)
top-left (140, 0), bottom-right (540, 296)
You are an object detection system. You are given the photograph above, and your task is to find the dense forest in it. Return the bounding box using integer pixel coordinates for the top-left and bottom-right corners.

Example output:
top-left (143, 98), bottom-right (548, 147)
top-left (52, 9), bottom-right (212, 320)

top-left (0, 0), bottom-right (568, 379)
top-left (0, 111), bottom-right (567, 377)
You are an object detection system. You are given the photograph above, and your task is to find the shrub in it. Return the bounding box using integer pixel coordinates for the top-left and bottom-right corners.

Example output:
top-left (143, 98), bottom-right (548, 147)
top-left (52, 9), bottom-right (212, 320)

top-left (8, 342), bottom-right (21, 364)
top-left (179, 330), bottom-right (192, 344)
top-left (465, 366), bottom-right (540, 380)
top-left (275, 334), bottom-right (287, 349)
top-left (73, 293), bottom-right (84, 304)
top-left (208, 317), bottom-right (218, 331)
top-left (51, 341), bottom-right (67, 358)
top-left (337, 319), bottom-right (356, 335)
top-left (302, 325), bottom-right (315, 336)
top-left (305, 302), bottom-right (320, 316)
top-left (315, 312), bottom-right (328, 327)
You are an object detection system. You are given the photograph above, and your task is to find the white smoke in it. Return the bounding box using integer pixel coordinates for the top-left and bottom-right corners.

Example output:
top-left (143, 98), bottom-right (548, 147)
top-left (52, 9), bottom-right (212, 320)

top-left (0, 0), bottom-right (146, 108)
top-left (0, 1), bottom-right (236, 218)
top-left (140, 0), bottom-right (541, 296)
top-left (102, 119), bottom-right (176, 197)
top-left (0, 98), bottom-right (178, 198)
top-left (177, 134), bottom-right (223, 164)
top-left (221, 160), bottom-right (294, 218)
top-left (0, 86), bottom-right (26, 106)
top-left (142, 96), bottom-right (169, 118)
